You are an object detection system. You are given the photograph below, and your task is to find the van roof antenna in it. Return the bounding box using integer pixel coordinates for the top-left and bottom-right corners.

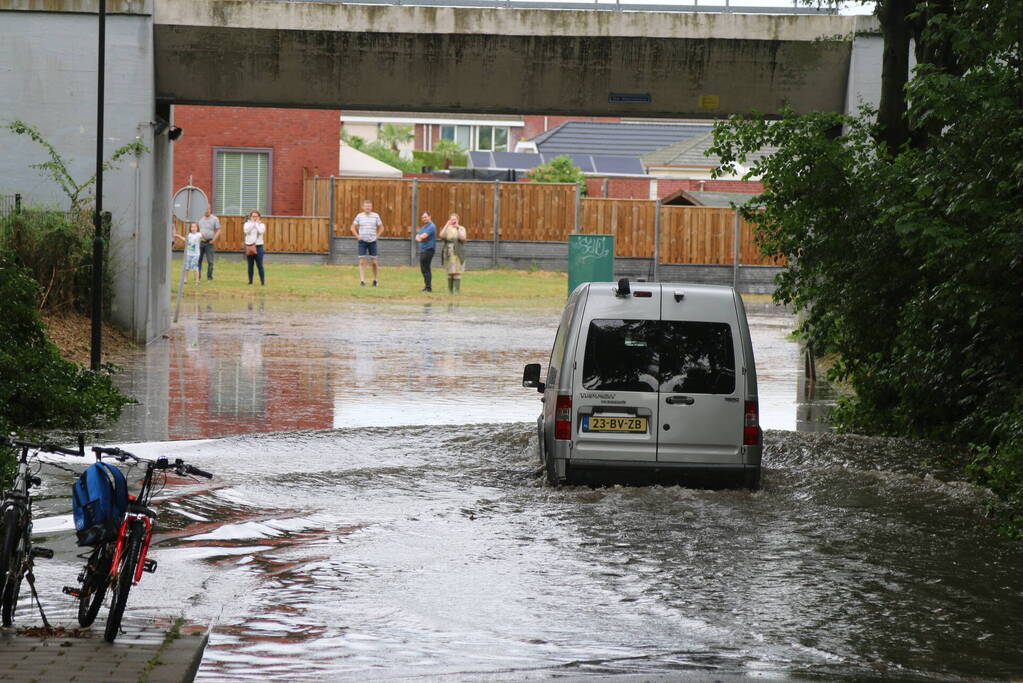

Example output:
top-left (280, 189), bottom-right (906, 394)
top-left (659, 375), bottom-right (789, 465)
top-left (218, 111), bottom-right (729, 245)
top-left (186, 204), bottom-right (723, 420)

top-left (615, 278), bottom-right (631, 297)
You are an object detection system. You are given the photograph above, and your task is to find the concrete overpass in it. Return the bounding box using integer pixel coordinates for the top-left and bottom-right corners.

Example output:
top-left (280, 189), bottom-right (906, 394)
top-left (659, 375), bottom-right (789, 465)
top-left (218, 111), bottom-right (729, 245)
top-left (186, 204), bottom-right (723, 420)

top-left (155, 0), bottom-right (873, 118)
top-left (1, 0), bottom-right (881, 343)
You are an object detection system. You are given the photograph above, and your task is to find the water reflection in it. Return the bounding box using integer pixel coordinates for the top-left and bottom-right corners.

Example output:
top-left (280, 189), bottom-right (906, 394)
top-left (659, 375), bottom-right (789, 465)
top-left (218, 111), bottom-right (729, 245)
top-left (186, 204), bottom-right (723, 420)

top-left (108, 300), bottom-right (806, 442)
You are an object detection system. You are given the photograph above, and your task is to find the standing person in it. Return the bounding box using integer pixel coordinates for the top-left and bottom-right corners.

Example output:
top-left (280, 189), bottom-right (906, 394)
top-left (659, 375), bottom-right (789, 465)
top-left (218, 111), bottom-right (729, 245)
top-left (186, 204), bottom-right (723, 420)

top-left (350, 199), bottom-right (384, 287)
top-left (197, 206), bottom-right (221, 281)
top-left (439, 213), bottom-right (467, 294)
top-left (415, 211), bottom-right (436, 292)
top-left (243, 210), bottom-right (266, 286)
top-left (172, 222), bottom-right (202, 285)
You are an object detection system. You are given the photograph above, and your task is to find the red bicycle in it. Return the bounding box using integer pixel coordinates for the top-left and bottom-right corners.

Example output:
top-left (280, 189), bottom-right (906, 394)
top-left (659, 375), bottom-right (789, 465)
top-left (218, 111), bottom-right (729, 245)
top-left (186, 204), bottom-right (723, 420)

top-left (65, 446), bottom-right (212, 642)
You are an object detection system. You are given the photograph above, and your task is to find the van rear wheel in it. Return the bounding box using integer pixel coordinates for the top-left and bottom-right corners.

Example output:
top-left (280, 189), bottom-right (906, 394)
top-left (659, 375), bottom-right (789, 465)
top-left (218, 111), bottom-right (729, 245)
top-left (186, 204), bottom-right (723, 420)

top-left (744, 468), bottom-right (761, 491)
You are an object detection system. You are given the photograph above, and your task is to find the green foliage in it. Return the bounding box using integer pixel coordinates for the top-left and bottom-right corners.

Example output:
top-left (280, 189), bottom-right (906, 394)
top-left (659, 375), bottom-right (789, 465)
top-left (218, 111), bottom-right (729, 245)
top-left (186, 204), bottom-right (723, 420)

top-left (0, 208), bottom-right (110, 314)
top-left (377, 123), bottom-right (414, 153)
top-left (432, 139), bottom-right (467, 170)
top-left (343, 130), bottom-right (420, 174)
top-left (2, 119), bottom-right (147, 213)
top-left (341, 132), bottom-right (366, 150)
top-left (413, 143), bottom-right (468, 171)
top-left (1, 119), bottom-right (144, 316)
top-left (710, 0), bottom-right (1023, 530)
top-left (362, 142), bottom-right (421, 174)
top-left (0, 258), bottom-right (130, 487)
top-left (966, 398), bottom-right (1023, 538)
top-left (527, 155), bottom-right (586, 194)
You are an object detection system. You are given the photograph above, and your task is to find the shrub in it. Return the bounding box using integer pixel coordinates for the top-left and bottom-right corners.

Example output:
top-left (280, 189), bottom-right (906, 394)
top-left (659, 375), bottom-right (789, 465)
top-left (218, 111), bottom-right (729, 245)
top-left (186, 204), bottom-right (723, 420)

top-left (0, 258), bottom-right (130, 487)
top-left (528, 155), bottom-right (586, 194)
top-left (0, 208), bottom-right (111, 314)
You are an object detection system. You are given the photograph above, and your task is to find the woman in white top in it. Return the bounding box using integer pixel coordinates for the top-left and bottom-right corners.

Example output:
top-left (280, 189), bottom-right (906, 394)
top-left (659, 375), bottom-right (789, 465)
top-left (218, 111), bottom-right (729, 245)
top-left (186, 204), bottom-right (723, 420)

top-left (243, 210), bottom-right (267, 286)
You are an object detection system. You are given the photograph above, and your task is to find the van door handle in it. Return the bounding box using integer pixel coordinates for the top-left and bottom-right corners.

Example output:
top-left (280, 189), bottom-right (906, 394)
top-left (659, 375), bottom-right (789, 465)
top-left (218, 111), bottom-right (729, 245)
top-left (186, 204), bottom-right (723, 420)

top-left (665, 395), bottom-right (694, 405)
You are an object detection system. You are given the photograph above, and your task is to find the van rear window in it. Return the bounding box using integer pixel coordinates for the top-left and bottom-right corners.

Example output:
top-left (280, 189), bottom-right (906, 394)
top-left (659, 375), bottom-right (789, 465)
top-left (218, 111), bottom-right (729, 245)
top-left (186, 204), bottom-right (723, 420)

top-left (582, 319), bottom-right (735, 394)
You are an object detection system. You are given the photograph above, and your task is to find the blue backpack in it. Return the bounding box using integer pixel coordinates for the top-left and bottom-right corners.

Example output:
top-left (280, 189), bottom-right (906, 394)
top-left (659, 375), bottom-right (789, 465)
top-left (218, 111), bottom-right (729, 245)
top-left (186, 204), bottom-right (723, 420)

top-left (72, 462), bottom-right (128, 546)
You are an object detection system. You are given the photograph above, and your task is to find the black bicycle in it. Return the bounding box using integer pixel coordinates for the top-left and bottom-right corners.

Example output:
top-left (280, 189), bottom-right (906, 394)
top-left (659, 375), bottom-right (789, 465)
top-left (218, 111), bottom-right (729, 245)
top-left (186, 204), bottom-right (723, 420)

top-left (66, 446), bottom-right (212, 642)
top-left (0, 435), bottom-right (84, 627)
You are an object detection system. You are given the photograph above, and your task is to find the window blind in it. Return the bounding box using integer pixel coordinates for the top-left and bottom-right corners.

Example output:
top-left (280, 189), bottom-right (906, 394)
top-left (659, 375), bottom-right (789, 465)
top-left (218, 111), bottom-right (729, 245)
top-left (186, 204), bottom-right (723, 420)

top-left (215, 150), bottom-right (268, 215)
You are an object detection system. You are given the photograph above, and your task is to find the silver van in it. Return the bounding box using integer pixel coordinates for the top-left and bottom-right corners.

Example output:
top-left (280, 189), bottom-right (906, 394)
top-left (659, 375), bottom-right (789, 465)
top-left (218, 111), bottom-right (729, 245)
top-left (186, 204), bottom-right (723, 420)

top-left (522, 279), bottom-right (762, 488)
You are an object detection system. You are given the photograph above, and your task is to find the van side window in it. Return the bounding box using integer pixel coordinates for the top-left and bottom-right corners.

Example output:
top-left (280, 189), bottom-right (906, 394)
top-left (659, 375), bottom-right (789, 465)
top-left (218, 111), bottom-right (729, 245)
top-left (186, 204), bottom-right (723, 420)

top-left (658, 322), bottom-right (735, 395)
top-left (582, 320), bottom-right (658, 392)
top-left (581, 319), bottom-right (736, 394)
top-left (547, 325), bottom-right (564, 387)
top-left (546, 298), bottom-right (576, 387)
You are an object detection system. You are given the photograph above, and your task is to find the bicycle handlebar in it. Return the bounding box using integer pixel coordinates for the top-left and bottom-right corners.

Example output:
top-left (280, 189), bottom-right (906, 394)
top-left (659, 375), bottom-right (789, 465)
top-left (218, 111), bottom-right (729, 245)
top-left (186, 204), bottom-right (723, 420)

top-left (178, 462), bottom-right (213, 479)
top-left (3, 434), bottom-right (85, 457)
top-left (91, 446), bottom-right (213, 479)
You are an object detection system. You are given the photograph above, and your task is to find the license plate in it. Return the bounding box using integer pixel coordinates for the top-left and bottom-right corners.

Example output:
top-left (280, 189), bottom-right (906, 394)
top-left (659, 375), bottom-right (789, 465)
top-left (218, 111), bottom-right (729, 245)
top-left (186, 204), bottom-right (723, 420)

top-left (582, 415), bottom-right (648, 433)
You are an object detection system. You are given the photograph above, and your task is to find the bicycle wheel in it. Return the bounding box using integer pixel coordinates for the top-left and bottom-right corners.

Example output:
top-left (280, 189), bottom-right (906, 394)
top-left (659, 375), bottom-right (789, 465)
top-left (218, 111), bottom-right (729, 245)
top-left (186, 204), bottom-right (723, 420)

top-left (77, 545), bottom-right (112, 627)
top-left (104, 520), bottom-right (143, 642)
top-left (1, 506), bottom-right (25, 626)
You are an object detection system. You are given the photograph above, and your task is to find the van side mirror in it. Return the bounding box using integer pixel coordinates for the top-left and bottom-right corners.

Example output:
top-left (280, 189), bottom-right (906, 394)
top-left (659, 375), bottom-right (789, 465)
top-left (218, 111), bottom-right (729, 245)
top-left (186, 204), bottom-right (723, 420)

top-left (522, 363), bottom-right (545, 393)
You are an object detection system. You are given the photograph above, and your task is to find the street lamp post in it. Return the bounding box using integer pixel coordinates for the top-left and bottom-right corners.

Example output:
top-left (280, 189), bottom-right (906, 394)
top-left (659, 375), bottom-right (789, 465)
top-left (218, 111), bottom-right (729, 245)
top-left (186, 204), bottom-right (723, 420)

top-left (90, 0), bottom-right (106, 371)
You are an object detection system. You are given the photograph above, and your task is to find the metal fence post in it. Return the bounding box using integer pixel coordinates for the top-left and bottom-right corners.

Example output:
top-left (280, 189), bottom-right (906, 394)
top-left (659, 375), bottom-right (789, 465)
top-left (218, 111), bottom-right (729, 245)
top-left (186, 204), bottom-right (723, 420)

top-left (328, 176), bottom-right (335, 262)
top-left (573, 184), bottom-right (581, 234)
top-left (732, 208), bottom-right (741, 291)
top-left (311, 174), bottom-right (318, 217)
top-left (492, 180), bottom-right (500, 269)
top-left (14, 193), bottom-right (21, 214)
top-left (410, 179), bottom-right (419, 266)
top-left (653, 199), bottom-right (661, 282)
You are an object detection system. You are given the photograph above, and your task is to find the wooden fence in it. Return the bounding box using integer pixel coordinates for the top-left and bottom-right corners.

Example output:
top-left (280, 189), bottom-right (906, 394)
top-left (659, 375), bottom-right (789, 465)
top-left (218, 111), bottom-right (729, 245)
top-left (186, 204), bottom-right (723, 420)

top-left (299, 176), bottom-right (784, 266)
top-left (173, 215), bottom-right (329, 253)
top-left (579, 198), bottom-right (657, 258)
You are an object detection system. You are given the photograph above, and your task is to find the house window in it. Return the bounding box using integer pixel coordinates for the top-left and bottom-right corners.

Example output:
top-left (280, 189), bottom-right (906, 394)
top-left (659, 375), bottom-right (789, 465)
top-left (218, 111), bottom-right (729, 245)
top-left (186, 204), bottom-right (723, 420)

top-left (440, 125), bottom-right (472, 150)
top-left (214, 149), bottom-right (270, 215)
top-left (477, 126), bottom-right (509, 152)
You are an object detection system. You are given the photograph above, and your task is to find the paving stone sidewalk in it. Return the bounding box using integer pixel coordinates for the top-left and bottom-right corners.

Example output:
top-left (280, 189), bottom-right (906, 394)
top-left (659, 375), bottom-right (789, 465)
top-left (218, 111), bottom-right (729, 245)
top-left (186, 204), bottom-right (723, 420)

top-left (0, 621), bottom-right (208, 683)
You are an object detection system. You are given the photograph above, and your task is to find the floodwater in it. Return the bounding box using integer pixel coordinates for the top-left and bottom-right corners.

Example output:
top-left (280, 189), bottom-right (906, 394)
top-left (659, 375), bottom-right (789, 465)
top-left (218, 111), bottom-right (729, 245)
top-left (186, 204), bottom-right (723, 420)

top-left (21, 300), bottom-right (1023, 680)
top-left (107, 299), bottom-right (804, 443)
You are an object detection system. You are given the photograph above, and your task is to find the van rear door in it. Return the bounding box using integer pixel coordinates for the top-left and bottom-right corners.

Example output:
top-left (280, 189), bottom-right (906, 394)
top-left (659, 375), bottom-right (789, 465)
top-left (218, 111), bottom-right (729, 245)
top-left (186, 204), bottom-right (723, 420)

top-left (656, 290), bottom-right (744, 464)
top-left (572, 300), bottom-right (660, 463)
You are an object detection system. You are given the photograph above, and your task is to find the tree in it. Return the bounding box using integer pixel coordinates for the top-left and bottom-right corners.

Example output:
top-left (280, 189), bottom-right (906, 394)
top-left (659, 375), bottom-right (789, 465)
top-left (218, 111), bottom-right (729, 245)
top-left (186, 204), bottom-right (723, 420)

top-left (711, 0), bottom-right (1023, 532)
top-left (432, 139), bottom-right (465, 170)
top-left (378, 123), bottom-right (414, 155)
top-left (528, 155), bottom-right (587, 194)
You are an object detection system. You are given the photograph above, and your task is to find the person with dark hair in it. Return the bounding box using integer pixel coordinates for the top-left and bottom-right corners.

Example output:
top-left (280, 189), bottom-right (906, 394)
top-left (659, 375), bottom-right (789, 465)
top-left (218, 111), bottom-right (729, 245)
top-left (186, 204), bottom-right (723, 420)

top-left (197, 206), bottom-right (221, 280)
top-left (415, 211), bottom-right (436, 292)
top-left (243, 210), bottom-right (266, 286)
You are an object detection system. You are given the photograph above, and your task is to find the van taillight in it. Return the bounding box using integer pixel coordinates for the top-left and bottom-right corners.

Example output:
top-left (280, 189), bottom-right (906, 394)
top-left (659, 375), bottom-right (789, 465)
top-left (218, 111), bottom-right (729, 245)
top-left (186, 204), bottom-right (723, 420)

top-left (744, 400), bottom-right (762, 446)
top-left (555, 395), bottom-right (572, 440)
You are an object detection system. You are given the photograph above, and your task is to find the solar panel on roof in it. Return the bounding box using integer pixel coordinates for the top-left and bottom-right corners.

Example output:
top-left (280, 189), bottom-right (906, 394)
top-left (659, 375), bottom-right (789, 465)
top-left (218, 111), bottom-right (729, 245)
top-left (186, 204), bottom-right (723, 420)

top-left (492, 152), bottom-right (541, 170)
top-left (468, 151), bottom-right (492, 169)
top-left (569, 154), bottom-right (596, 173)
top-left (592, 156), bottom-right (646, 175)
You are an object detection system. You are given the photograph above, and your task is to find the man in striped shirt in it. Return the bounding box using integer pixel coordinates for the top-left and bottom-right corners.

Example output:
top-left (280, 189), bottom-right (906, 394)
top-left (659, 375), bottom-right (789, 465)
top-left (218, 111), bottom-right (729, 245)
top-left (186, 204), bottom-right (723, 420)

top-left (349, 198), bottom-right (384, 286)
top-left (350, 199), bottom-right (385, 287)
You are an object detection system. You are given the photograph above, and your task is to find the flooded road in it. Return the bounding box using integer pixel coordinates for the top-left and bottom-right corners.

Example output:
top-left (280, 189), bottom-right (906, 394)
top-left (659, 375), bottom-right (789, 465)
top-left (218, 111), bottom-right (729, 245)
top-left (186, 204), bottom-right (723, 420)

top-left (29, 425), bottom-right (1023, 680)
top-left (106, 300), bottom-right (803, 442)
top-left (21, 300), bottom-right (1022, 680)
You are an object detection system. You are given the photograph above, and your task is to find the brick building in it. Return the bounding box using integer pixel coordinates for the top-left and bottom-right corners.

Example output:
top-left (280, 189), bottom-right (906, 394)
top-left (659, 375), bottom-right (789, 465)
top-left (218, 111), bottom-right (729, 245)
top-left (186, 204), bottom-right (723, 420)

top-left (172, 105), bottom-right (341, 217)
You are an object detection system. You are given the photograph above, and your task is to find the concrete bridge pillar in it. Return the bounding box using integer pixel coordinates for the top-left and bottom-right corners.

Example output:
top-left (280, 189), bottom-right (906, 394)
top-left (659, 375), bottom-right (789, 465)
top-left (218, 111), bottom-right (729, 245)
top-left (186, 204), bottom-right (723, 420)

top-left (0, 0), bottom-right (170, 345)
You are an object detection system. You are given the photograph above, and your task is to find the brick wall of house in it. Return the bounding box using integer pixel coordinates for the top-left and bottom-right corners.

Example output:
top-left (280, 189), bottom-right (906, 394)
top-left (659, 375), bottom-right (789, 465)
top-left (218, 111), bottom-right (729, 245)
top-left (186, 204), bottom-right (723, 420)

top-left (173, 105), bottom-right (341, 216)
